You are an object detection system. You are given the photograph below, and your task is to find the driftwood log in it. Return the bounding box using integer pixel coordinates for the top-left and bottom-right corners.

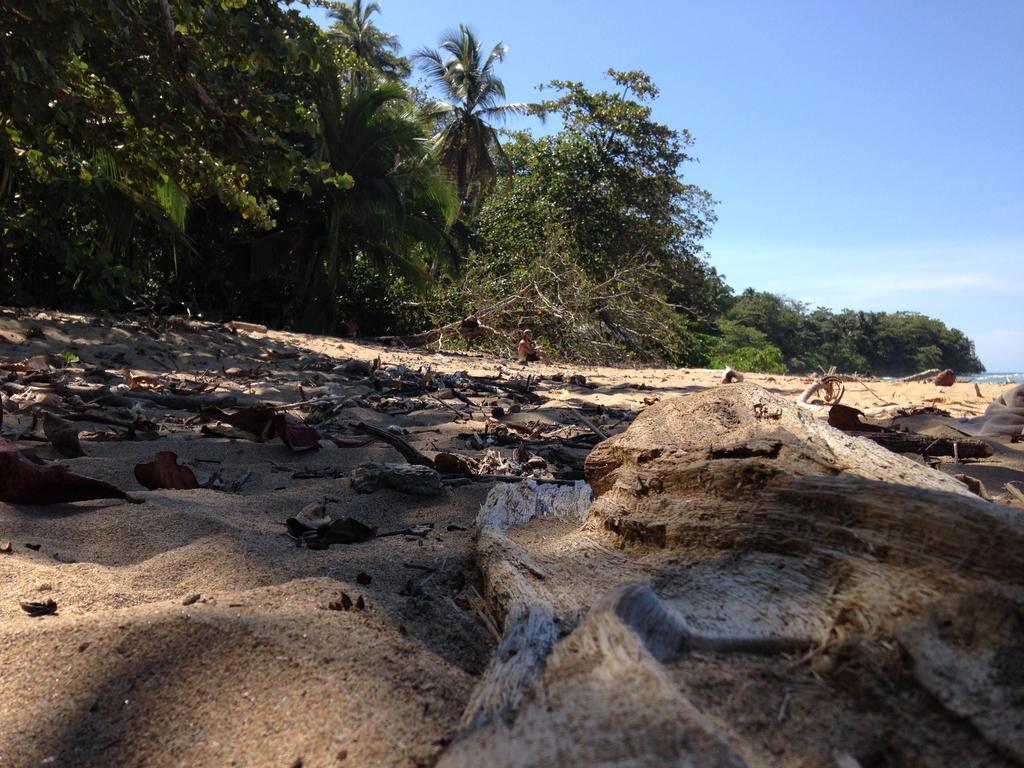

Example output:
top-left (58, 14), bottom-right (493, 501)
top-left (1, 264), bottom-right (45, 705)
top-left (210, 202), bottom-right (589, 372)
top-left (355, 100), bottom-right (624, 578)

top-left (442, 383), bottom-right (1023, 767)
top-left (349, 462), bottom-right (443, 497)
top-left (846, 430), bottom-right (992, 458)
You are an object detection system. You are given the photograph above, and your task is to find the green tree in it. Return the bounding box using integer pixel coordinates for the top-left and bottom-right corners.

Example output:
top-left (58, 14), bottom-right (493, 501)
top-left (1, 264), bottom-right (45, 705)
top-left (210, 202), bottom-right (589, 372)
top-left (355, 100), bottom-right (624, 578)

top-left (413, 25), bottom-right (537, 217)
top-left (442, 70), bottom-right (721, 364)
top-left (1, 0), bottom-right (325, 306)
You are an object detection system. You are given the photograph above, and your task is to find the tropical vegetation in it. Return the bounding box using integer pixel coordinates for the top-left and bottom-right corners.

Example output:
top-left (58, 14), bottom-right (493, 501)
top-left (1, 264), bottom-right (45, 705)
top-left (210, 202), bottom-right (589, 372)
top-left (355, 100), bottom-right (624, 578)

top-left (0, 0), bottom-right (983, 374)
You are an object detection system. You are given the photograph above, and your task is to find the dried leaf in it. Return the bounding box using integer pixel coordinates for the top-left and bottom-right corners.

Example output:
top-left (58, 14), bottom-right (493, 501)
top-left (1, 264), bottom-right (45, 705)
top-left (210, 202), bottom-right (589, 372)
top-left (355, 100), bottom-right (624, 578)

top-left (271, 415), bottom-right (369, 451)
top-left (0, 450), bottom-right (135, 505)
top-left (828, 404), bottom-right (888, 433)
top-left (43, 413), bottom-right (85, 458)
top-left (285, 516), bottom-right (376, 549)
top-left (134, 451), bottom-right (200, 490)
top-left (199, 406), bottom-right (276, 441)
top-left (272, 414), bottom-right (323, 452)
top-left (434, 452), bottom-right (479, 475)
top-left (20, 599), bottom-right (58, 617)
top-left (126, 372), bottom-right (165, 391)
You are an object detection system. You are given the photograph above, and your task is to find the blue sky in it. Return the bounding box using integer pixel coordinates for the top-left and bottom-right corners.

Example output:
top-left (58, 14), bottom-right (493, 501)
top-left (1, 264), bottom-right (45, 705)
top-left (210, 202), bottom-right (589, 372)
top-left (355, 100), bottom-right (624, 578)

top-left (303, 0), bottom-right (1023, 370)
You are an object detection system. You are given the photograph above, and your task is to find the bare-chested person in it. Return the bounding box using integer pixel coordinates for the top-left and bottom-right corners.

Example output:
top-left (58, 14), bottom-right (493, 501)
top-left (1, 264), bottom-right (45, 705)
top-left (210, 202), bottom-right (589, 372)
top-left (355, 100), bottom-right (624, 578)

top-left (517, 328), bottom-right (550, 364)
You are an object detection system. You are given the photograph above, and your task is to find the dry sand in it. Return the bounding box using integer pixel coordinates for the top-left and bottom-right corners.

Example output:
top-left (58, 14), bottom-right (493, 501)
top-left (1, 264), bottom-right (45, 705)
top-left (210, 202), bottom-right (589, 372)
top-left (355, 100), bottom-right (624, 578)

top-left (1, 307), bottom-right (1021, 767)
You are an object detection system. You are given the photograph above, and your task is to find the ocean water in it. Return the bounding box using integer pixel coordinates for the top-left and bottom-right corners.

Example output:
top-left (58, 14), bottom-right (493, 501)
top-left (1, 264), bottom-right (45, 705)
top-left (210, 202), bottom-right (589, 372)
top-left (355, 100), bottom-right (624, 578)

top-left (970, 372), bottom-right (1024, 385)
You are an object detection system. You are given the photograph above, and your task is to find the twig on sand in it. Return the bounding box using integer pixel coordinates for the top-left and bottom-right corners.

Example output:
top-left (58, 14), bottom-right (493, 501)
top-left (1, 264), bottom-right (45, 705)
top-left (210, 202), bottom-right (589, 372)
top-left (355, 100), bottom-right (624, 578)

top-left (575, 411), bottom-right (608, 441)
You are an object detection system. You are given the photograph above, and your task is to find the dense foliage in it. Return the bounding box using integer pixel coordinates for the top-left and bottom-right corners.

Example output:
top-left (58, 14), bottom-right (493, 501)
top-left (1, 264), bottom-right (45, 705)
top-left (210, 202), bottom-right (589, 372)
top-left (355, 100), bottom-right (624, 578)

top-left (713, 290), bottom-right (984, 375)
top-left (0, 1), bottom-right (984, 374)
top-left (428, 70), bottom-right (725, 364)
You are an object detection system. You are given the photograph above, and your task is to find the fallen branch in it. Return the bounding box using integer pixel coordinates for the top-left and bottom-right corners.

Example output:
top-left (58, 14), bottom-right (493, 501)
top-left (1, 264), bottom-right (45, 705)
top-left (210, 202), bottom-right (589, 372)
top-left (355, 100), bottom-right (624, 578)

top-left (352, 422), bottom-right (434, 467)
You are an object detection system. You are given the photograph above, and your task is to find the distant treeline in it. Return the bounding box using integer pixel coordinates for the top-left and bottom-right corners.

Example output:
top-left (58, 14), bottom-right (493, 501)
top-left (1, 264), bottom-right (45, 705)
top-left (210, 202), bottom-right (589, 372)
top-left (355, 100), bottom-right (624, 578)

top-left (709, 289), bottom-right (984, 376)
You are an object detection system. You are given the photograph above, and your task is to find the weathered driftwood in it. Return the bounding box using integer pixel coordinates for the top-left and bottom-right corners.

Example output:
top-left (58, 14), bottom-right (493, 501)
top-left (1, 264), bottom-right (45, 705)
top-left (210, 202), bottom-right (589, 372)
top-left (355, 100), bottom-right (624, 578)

top-left (456, 480), bottom-right (590, 732)
top-left (846, 429), bottom-right (993, 458)
top-left (349, 462), bottom-right (443, 497)
top-left (444, 384), bottom-right (1023, 767)
top-left (796, 374), bottom-right (845, 408)
top-left (900, 368), bottom-right (942, 382)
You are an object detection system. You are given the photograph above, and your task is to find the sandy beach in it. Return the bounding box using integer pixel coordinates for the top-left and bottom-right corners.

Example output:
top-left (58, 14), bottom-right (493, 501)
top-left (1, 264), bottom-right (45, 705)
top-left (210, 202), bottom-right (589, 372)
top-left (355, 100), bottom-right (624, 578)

top-left (1, 308), bottom-right (1022, 767)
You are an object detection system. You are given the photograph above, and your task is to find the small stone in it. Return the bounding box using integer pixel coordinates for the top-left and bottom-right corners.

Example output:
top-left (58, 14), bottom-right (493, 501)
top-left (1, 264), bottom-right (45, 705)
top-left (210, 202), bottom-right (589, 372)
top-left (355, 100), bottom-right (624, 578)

top-left (182, 594), bottom-right (201, 606)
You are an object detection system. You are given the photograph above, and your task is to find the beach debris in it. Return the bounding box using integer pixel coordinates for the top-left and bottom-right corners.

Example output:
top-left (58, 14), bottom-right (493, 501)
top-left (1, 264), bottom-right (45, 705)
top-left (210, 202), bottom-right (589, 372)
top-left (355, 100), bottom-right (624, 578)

top-left (20, 599), bottom-right (58, 617)
top-left (934, 368), bottom-right (957, 386)
top-left (350, 462), bottom-right (444, 497)
top-left (198, 407), bottom-right (371, 451)
top-left (901, 367), bottom-right (942, 382)
top-left (720, 366), bottom-right (744, 384)
top-left (797, 372), bottom-right (844, 408)
top-left (134, 451), bottom-right (200, 490)
top-left (226, 320), bottom-right (268, 335)
top-left (42, 414), bottom-right (85, 458)
top-left (828, 404), bottom-right (992, 459)
top-left (230, 468), bottom-right (255, 492)
top-left (299, 496), bottom-right (330, 528)
top-left (182, 593), bottom-right (202, 606)
top-left (434, 452), bottom-right (479, 475)
top-left (333, 358), bottom-right (374, 377)
top-left (1006, 482), bottom-right (1024, 507)
top-left (827, 403), bottom-right (887, 433)
top-left (199, 406), bottom-right (276, 439)
top-left (356, 572), bottom-right (372, 585)
top-left (277, 415), bottom-right (372, 451)
top-left (329, 592), bottom-right (354, 611)
top-left (953, 474), bottom-right (989, 499)
top-left (953, 383), bottom-right (1024, 438)
top-left (353, 421), bottom-right (435, 466)
top-left (286, 515), bottom-right (376, 549)
top-left (0, 541), bottom-right (11, 553)
top-left (0, 449), bottom-right (138, 505)
top-left (445, 385), bottom-right (1022, 766)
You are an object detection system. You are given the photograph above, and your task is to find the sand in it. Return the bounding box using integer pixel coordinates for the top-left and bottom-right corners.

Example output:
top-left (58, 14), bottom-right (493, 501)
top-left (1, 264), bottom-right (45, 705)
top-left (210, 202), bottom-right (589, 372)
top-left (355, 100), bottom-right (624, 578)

top-left (1, 307), bottom-right (1021, 767)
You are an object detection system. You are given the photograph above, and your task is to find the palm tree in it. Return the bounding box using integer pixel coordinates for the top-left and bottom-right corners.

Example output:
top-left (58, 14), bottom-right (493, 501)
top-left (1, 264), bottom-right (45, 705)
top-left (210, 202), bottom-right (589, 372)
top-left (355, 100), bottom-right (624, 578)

top-left (413, 25), bottom-right (538, 217)
top-left (284, 64), bottom-right (458, 331)
top-left (328, 0), bottom-right (409, 84)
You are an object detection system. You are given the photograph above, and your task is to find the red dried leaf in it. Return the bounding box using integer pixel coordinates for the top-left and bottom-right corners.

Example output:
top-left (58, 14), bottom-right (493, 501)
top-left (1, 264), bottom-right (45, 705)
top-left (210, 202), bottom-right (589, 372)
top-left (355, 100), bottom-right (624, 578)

top-left (0, 450), bottom-right (133, 505)
top-left (134, 451), bottom-right (200, 490)
top-left (272, 414), bottom-right (321, 451)
top-left (270, 414), bottom-right (371, 451)
top-left (828, 404), bottom-right (888, 433)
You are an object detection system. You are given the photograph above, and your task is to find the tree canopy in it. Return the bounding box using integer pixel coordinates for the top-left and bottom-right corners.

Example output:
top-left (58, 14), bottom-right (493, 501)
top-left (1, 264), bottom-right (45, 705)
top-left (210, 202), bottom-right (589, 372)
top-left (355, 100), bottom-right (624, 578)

top-left (0, 1), bottom-right (984, 374)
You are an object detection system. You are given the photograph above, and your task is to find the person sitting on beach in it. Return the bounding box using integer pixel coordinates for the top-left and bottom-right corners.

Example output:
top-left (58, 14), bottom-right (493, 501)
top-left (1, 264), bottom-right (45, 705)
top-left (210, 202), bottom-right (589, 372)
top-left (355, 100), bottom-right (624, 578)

top-left (517, 329), bottom-right (550, 364)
